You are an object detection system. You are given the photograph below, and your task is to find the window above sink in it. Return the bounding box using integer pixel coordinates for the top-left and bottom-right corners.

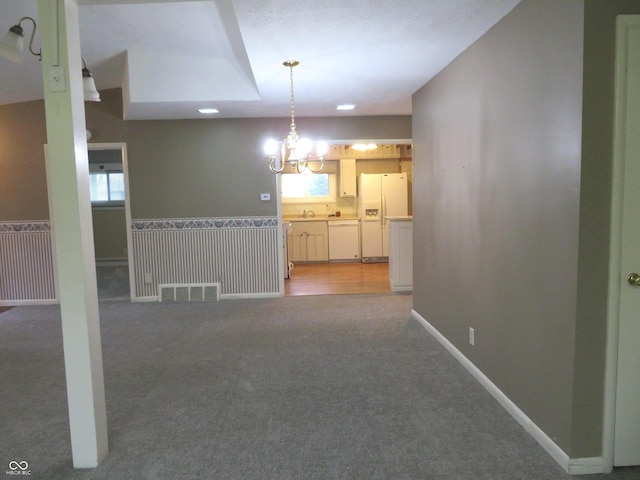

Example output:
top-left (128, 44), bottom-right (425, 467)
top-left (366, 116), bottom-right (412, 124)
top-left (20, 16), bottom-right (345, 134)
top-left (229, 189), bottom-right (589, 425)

top-left (281, 173), bottom-right (336, 204)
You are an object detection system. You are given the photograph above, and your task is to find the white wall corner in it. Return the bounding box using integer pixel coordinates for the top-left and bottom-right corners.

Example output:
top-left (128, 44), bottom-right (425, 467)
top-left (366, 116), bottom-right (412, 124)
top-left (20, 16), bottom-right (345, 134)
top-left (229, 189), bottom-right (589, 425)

top-left (410, 309), bottom-right (604, 475)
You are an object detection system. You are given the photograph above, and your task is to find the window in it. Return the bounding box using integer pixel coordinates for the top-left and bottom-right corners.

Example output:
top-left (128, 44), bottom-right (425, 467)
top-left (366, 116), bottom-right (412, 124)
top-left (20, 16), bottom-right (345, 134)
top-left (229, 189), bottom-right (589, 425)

top-left (90, 171), bottom-right (124, 204)
top-left (281, 173), bottom-right (335, 203)
top-left (88, 147), bottom-right (126, 208)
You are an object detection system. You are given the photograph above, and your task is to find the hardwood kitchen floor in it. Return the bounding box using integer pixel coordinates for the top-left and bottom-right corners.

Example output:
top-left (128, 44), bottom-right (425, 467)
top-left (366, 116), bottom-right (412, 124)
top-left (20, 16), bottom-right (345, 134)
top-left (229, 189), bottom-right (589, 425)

top-left (285, 262), bottom-right (391, 296)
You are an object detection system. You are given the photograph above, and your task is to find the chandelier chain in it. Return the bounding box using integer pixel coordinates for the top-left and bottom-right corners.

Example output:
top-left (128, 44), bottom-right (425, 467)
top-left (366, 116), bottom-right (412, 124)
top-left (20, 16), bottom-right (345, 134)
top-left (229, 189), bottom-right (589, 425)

top-left (289, 63), bottom-right (296, 134)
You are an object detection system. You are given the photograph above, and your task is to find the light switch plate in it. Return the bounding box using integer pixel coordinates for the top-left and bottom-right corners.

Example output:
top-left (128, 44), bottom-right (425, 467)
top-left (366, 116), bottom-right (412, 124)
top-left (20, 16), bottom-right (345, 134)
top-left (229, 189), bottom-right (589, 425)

top-left (260, 193), bottom-right (271, 201)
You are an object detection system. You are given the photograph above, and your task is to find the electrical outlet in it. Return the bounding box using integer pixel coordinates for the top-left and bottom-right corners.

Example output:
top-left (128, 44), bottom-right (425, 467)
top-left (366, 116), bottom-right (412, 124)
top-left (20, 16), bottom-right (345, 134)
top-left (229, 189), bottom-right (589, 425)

top-left (49, 66), bottom-right (67, 92)
top-left (469, 327), bottom-right (475, 346)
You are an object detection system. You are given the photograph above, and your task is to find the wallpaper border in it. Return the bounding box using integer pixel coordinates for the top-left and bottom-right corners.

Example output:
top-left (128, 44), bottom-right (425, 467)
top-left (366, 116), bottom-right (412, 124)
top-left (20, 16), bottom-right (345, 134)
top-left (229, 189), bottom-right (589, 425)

top-left (132, 216), bottom-right (278, 231)
top-left (0, 221), bottom-right (51, 233)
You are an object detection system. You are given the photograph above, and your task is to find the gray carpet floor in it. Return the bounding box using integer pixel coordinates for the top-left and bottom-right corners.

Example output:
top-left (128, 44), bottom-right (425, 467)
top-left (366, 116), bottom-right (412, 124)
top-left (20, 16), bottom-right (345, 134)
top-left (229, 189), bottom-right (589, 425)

top-left (1, 294), bottom-right (639, 479)
top-left (96, 265), bottom-right (130, 300)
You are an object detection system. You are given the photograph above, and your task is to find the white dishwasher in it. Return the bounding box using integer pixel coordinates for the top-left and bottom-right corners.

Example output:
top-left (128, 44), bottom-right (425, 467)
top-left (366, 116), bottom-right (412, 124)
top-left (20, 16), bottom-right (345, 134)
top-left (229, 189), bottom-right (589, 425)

top-left (328, 219), bottom-right (360, 261)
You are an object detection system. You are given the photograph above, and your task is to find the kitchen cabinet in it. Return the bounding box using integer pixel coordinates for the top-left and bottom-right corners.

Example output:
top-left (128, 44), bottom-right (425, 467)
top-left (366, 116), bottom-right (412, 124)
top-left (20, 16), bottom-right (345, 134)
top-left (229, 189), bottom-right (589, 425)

top-left (288, 221), bottom-right (329, 262)
top-left (339, 158), bottom-right (357, 197)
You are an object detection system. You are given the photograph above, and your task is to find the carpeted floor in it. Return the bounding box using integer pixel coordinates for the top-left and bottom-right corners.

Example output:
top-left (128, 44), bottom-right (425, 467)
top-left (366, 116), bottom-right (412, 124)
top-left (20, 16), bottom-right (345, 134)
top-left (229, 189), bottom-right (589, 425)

top-left (1, 294), bottom-right (638, 479)
top-left (96, 264), bottom-right (130, 300)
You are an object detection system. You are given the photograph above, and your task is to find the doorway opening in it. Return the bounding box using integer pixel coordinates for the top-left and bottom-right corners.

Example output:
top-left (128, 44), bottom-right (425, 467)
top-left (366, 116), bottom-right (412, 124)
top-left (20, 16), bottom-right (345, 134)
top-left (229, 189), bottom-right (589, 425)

top-left (87, 143), bottom-right (133, 300)
top-left (280, 140), bottom-right (412, 296)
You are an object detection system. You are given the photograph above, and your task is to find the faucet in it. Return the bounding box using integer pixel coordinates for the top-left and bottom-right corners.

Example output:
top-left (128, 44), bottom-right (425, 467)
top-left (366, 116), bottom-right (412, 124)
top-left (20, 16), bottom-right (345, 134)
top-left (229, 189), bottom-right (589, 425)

top-left (302, 209), bottom-right (315, 218)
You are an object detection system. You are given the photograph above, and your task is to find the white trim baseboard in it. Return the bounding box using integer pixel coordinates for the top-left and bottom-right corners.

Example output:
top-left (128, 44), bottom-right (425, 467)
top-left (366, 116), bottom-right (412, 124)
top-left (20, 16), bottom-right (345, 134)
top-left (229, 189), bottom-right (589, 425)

top-left (132, 292), bottom-right (282, 302)
top-left (0, 299), bottom-right (58, 306)
top-left (96, 258), bottom-right (128, 267)
top-left (132, 296), bottom-right (159, 303)
top-left (568, 457), bottom-right (607, 475)
top-left (411, 309), bottom-right (605, 475)
top-left (220, 292), bottom-right (282, 300)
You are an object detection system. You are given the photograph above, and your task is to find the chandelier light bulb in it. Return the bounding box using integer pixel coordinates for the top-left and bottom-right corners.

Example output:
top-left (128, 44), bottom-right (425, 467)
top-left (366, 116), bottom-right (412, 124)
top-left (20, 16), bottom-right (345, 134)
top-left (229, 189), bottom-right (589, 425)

top-left (265, 139), bottom-right (278, 156)
top-left (316, 141), bottom-right (329, 157)
top-left (297, 138), bottom-right (312, 157)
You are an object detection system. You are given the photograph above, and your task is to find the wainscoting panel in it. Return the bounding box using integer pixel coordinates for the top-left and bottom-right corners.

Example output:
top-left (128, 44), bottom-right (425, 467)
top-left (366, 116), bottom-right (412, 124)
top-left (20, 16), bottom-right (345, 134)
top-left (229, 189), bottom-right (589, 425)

top-left (131, 217), bottom-right (280, 299)
top-left (0, 221), bottom-right (56, 303)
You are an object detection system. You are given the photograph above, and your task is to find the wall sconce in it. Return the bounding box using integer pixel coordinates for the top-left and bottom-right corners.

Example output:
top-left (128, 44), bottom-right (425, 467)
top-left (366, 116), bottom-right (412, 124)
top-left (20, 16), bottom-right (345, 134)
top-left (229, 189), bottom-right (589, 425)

top-left (0, 17), bottom-right (41, 63)
top-left (82, 59), bottom-right (100, 102)
top-left (0, 15), bottom-right (100, 102)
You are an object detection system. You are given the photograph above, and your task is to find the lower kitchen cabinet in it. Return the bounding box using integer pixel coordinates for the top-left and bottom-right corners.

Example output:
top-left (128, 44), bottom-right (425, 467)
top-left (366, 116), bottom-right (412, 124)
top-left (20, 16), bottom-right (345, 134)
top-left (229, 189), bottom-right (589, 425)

top-left (388, 217), bottom-right (413, 292)
top-left (288, 221), bottom-right (328, 262)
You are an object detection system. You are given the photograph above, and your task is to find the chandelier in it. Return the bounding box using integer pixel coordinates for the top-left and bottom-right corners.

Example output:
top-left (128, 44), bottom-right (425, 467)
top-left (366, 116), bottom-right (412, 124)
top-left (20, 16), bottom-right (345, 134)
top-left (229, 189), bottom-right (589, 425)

top-left (265, 61), bottom-right (328, 174)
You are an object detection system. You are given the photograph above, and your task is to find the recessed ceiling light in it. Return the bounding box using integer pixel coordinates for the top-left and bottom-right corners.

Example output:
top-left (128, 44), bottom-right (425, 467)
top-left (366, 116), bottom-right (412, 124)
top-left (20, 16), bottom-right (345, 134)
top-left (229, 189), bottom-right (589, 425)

top-left (198, 108), bottom-right (219, 114)
top-left (337, 104), bottom-right (356, 111)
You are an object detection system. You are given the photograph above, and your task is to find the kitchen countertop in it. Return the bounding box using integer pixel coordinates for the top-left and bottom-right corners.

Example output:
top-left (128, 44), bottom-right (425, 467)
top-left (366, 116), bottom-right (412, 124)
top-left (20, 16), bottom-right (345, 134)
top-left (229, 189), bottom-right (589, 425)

top-left (283, 215), bottom-right (359, 222)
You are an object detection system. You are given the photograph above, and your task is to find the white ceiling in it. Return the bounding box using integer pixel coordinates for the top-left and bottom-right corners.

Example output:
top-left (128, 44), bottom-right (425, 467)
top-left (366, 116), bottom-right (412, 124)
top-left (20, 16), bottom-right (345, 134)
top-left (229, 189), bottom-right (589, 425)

top-left (0, 0), bottom-right (521, 120)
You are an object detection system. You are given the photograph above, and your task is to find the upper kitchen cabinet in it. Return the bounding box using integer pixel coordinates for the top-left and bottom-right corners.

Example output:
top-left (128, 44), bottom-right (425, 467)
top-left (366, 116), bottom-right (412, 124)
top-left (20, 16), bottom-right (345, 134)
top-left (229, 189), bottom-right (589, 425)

top-left (339, 158), bottom-right (357, 197)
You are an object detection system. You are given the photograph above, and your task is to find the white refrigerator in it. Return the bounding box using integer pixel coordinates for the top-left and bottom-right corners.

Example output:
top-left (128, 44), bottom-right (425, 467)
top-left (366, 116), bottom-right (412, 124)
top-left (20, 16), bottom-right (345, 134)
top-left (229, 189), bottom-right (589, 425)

top-left (358, 173), bottom-right (408, 262)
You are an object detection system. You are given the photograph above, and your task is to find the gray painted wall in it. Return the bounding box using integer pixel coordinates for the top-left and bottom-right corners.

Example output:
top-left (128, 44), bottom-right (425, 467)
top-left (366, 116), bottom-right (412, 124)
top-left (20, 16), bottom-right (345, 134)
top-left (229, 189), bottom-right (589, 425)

top-left (92, 209), bottom-right (127, 260)
top-left (84, 90), bottom-right (411, 219)
top-left (0, 88), bottom-right (410, 221)
top-left (412, 0), bottom-right (584, 454)
top-left (0, 101), bottom-right (49, 220)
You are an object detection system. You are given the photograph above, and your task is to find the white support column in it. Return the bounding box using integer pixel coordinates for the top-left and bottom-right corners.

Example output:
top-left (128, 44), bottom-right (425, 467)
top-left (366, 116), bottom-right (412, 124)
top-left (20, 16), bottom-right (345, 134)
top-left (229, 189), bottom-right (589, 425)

top-left (38, 0), bottom-right (108, 468)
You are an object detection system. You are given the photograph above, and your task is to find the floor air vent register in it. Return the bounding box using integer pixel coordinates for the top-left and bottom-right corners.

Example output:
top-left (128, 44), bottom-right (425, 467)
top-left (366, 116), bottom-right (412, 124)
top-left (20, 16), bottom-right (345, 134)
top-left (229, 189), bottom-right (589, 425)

top-left (158, 283), bottom-right (221, 302)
